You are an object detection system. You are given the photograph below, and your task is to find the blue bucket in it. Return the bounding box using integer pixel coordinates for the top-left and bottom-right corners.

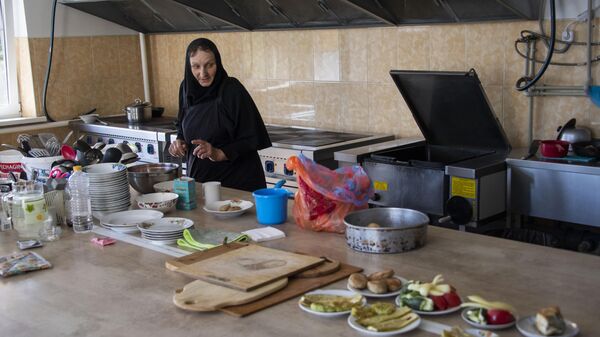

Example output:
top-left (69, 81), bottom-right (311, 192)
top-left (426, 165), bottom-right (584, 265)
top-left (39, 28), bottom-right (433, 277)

top-left (252, 188), bottom-right (289, 225)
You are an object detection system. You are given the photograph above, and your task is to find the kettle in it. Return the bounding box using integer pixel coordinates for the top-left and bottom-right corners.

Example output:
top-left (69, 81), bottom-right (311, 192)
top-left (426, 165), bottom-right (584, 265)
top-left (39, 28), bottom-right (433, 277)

top-left (556, 118), bottom-right (592, 144)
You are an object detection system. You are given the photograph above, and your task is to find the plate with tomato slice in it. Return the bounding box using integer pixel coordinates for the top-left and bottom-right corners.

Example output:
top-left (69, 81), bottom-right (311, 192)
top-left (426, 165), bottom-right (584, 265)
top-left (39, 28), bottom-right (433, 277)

top-left (395, 290), bottom-right (462, 315)
top-left (461, 307), bottom-right (517, 330)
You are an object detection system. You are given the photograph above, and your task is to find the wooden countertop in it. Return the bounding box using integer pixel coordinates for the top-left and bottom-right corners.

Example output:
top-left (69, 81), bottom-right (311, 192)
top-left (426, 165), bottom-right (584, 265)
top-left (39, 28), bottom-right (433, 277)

top-left (1, 187), bottom-right (598, 337)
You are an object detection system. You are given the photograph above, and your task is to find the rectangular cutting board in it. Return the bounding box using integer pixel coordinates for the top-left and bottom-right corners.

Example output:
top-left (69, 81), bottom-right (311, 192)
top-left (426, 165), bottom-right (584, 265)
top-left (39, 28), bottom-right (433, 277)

top-left (166, 243), bottom-right (363, 317)
top-left (173, 244), bottom-right (324, 291)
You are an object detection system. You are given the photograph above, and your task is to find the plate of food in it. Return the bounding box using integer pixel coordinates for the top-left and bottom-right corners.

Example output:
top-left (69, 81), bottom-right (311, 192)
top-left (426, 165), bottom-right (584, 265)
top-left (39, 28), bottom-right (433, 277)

top-left (395, 274), bottom-right (463, 315)
top-left (461, 295), bottom-right (517, 330)
top-left (347, 304), bottom-right (421, 336)
top-left (516, 306), bottom-right (579, 337)
top-left (203, 199), bottom-right (253, 218)
top-left (347, 269), bottom-right (408, 298)
top-left (441, 326), bottom-right (499, 337)
top-left (298, 289), bottom-right (365, 317)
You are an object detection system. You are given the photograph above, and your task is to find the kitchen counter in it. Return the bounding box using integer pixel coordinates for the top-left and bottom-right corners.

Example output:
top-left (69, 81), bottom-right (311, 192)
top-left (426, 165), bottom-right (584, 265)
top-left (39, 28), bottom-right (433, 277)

top-left (1, 187), bottom-right (599, 337)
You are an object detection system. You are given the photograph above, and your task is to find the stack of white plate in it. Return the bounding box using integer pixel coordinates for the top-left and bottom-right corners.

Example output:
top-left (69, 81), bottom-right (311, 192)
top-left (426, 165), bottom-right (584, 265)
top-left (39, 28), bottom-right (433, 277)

top-left (137, 217), bottom-right (194, 245)
top-left (99, 210), bottom-right (164, 233)
top-left (83, 163), bottom-right (131, 213)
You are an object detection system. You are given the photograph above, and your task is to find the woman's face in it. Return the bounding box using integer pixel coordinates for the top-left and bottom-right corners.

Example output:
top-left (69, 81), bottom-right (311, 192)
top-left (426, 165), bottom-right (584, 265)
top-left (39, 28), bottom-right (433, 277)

top-left (189, 49), bottom-right (217, 87)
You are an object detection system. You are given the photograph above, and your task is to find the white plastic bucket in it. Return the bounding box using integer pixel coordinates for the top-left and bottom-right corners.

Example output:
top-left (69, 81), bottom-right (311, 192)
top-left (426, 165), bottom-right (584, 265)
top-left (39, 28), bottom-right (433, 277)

top-left (21, 155), bottom-right (63, 183)
top-left (0, 150), bottom-right (24, 174)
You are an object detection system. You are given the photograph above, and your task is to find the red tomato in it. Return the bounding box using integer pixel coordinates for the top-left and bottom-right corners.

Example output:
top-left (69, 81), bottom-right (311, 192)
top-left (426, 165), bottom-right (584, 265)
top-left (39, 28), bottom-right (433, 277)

top-left (442, 291), bottom-right (462, 308)
top-left (486, 309), bottom-right (515, 325)
top-left (429, 295), bottom-right (448, 311)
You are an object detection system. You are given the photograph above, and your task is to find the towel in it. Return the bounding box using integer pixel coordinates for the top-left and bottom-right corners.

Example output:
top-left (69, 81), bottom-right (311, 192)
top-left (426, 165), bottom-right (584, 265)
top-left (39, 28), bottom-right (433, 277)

top-left (177, 228), bottom-right (250, 251)
top-left (242, 227), bottom-right (286, 242)
top-left (0, 251), bottom-right (52, 277)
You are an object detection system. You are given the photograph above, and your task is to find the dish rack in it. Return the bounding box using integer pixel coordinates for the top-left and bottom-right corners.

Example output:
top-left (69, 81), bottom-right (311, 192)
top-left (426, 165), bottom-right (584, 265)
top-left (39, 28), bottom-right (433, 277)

top-left (44, 190), bottom-right (66, 226)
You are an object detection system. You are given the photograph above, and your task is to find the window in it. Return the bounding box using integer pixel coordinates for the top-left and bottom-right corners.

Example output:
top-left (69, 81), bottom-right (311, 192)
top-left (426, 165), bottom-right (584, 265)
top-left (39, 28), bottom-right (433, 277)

top-left (0, 0), bottom-right (20, 118)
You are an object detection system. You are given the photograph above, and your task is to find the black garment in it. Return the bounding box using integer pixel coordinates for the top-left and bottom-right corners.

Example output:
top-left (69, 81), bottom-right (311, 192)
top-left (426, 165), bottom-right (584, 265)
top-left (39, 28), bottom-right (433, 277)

top-left (176, 38), bottom-right (271, 192)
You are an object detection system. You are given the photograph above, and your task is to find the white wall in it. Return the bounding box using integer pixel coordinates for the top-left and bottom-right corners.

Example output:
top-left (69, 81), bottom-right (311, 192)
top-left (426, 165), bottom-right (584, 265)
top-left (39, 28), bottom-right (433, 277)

top-left (14, 0), bottom-right (137, 38)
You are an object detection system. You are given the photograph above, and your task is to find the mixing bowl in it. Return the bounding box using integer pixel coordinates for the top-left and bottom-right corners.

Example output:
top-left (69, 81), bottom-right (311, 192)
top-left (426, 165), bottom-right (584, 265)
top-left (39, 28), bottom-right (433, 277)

top-left (127, 163), bottom-right (179, 194)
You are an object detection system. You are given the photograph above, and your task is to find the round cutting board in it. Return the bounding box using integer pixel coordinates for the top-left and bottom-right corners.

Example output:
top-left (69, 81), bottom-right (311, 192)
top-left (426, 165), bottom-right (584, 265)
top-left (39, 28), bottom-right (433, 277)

top-left (173, 277), bottom-right (288, 312)
top-left (294, 259), bottom-right (341, 278)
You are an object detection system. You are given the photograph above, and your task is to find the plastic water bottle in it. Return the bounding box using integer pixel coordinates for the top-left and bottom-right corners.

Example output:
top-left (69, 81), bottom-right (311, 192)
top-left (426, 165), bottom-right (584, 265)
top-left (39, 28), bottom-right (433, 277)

top-left (68, 166), bottom-right (93, 233)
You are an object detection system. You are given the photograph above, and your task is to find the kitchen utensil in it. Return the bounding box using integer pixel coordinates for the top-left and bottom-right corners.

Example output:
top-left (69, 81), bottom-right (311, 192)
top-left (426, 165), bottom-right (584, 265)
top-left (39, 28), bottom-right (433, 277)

top-left (173, 277), bottom-right (288, 312)
top-left (203, 199), bottom-right (254, 219)
top-left (16, 134), bottom-right (31, 146)
top-left (202, 181), bottom-right (221, 205)
top-left (49, 167), bottom-right (69, 179)
top-left (119, 152), bottom-right (138, 165)
top-left (165, 242), bottom-right (363, 317)
top-left (516, 315), bottom-right (579, 337)
top-left (344, 208), bottom-right (429, 254)
top-left (44, 138), bottom-right (61, 156)
top-left (101, 148), bottom-right (121, 163)
top-left (252, 188), bottom-right (289, 225)
top-left (84, 148), bottom-right (104, 165)
top-left (152, 106), bottom-right (165, 118)
top-left (294, 258), bottom-right (340, 278)
top-left (1, 181), bottom-right (47, 239)
top-left (521, 139), bottom-right (541, 160)
top-left (153, 180), bottom-right (175, 193)
top-left (556, 118), bottom-right (591, 144)
top-left (123, 98), bottom-right (152, 123)
top-left (74, 140), bottom-right (92, 153)
top-left (540, 140), bottom-right (569, 158)
top-left (174, 244), bottom-right (324, 291)
top-left (127, 163), bottom-right (179, 194)
top-left (92, 142), bottom-right (106, 150)
top-left (62, 130), bottom-right (74, 145)
top-left (28, 148), bottom-right (51, 158)
top-left (0, 144), bottom-right (28, 157)
top-left (572, 140), bottom-right (600, 158)
top-left (28, 135), bottom-right (46, 150)
top-left (115, 143), bottom-right (132, 154)
top-left (135, 192), bottom-right (179, 213)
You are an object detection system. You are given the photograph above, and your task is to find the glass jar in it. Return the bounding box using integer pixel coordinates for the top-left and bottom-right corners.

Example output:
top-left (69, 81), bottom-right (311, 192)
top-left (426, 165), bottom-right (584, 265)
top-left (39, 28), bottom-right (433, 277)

top-left (2, 181), bottom-right (48, 239)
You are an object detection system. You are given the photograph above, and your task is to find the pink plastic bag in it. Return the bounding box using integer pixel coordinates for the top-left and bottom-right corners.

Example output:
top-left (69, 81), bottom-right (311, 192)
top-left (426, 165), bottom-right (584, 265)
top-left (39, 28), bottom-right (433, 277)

top-left (285, 154), bottom-right (373, 233)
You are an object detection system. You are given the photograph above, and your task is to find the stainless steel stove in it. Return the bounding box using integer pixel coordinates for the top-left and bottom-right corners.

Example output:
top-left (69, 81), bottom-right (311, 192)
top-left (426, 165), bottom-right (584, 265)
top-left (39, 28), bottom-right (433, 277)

top-left (258, 125), bottom-right (394, 189)
top-left (69, 116), bottom-right (178, 164)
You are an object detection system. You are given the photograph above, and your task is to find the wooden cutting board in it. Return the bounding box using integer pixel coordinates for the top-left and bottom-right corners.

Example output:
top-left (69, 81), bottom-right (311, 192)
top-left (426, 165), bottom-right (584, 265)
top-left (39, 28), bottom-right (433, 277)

top-left (166, 243), bottom-right (363, 317)
top-left (173, 277), bottom-right (289, 312)
top-left (174, 244), bottom-right (324, 291)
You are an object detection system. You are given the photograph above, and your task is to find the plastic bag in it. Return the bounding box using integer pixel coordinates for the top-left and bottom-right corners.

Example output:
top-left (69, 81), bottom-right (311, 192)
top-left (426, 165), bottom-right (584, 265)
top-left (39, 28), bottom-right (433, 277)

top-left (285, 154), bottom-right (373, 233)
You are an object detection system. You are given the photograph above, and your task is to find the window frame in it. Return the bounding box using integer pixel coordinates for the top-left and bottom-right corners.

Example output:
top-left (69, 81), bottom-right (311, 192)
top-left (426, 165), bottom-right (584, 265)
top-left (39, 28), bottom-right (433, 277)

top-left (0, 0), bottom-right (20, 118)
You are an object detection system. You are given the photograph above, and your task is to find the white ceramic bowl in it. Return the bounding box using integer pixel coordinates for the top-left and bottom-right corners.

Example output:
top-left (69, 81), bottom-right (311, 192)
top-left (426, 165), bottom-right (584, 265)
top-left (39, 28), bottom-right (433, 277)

top-left (136, 192), bottom-right (179, 213)
top-left (153, 180), bottom-right (175, 193)
top-left (79, 114), bottom-right (99, 123)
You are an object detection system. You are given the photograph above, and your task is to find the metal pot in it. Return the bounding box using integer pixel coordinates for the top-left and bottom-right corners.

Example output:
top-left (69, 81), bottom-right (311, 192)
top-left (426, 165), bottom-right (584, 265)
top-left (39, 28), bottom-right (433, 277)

top-left (344, 207), bottom-right (429, 254)
top-left (123, 99), bottom-right (152, 124)
top-left (556, 118), bottom-right (592, 144)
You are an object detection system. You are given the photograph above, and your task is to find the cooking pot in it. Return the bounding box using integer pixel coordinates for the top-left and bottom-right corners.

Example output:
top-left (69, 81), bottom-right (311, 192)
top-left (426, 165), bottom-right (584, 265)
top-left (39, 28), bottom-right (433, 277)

top-left (540, 140), bottom-right (569, 158)
top-left (344, 207), bottom-right (428, 254)
top-left (123, 99), bottom-right (152, 124)
top-left (556, 118), bottom-right (592, 144)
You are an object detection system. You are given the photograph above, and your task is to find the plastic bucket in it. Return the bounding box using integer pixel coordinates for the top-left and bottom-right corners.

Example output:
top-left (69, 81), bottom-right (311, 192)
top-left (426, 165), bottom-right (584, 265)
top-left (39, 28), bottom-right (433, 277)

top-left (0, 150), bottom-right (24, 174)
top-left (21, 155), bottom-right (63, 183)
top-left (252, 188), bottom-right (288, 225)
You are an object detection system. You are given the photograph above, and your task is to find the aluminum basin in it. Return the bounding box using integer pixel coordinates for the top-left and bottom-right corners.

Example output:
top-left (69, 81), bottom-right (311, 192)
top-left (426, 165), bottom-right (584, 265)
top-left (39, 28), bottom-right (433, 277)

top-left (344, 208), bottom-right (429, 254)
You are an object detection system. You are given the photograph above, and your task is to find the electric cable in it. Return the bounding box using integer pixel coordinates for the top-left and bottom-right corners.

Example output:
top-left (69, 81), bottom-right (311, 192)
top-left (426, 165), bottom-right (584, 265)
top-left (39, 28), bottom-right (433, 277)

top-left (516, 0), bottom-right (556, 92)
top-left (41, 0), bottom-right (58, 122)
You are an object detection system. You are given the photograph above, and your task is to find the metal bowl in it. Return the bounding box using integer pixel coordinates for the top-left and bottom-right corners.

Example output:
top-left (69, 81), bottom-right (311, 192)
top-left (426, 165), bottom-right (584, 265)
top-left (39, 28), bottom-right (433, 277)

top-left (127, 163), bottom-right (180, 194)
top-left (344, 207), bottom-right (429, 254)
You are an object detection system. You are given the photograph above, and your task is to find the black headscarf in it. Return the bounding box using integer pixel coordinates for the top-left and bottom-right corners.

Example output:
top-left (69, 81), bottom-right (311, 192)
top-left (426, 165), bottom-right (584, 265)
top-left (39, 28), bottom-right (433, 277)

top-left (181, 38), bottom-right (229, 107)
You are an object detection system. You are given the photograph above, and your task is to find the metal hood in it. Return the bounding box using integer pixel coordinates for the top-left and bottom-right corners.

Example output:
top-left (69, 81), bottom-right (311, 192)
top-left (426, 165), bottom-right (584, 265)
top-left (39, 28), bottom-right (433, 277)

top-left (60, 0), bottom-right (542, 33)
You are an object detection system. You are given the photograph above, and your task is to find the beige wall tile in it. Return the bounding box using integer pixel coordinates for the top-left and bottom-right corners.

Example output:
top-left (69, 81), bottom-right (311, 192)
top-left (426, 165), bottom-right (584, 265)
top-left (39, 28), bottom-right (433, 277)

top-left (289, 31), bottom-right (314, 81)
top-left (397, 26), bottom-right (430, 71)
top-left (266, 80), bottom-right (290, 123)
top-left (340, 29), bottom-right (368, 82)
top-left (245, 32), bottom-right (267, 80)
top-left (339, 82), bottom-right (368, 133)
top-left (266, 31), bottom-right (290, 80)
top-left (64, 37), bottom-right (92, 83)
top-left (503, 88), bottom-right (530, 147)
top-left (484, 85), bottom-right (504, 122)
top-left (314, 30), bottom-right (339, 81)
top-left (241, 79), bottom-right (269, 119)
top-left (287, 81), bottom-right (315, 126)
top-left (466, 23), bottom-right (505, 86)
top-left (314, 82), bottom-right (342, 129)
top-left (430, 24), bottom-right (466, 71)
top-left (367, 83), bottom-right (402, 135)
top-left (533, 96), bottom-right (589, 140)
top-left (91, 36), bottom-right (120, 80)
top-left (367, 28), bottom-right (398, 83)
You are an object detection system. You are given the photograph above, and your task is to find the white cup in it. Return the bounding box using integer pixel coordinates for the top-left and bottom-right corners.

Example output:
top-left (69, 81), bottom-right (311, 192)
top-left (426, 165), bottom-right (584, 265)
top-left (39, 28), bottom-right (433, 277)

top-left (203, 181), bottom-right (221, 205)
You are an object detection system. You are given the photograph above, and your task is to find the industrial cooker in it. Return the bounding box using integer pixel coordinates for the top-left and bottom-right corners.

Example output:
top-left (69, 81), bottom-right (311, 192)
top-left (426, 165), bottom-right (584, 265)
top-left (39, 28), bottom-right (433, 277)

top-left (361, 70), bottom-right (511, 228)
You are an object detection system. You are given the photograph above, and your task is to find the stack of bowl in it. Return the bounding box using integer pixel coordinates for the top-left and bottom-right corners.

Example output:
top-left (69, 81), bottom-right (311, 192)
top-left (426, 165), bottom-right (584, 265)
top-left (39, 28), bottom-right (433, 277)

top-left (83, 163), bottom-right (131, 214)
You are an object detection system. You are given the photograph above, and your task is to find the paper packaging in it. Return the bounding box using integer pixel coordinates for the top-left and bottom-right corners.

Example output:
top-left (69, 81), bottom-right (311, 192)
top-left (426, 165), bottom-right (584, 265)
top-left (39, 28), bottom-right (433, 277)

top-left (174, 177), bottom-right (197, 210)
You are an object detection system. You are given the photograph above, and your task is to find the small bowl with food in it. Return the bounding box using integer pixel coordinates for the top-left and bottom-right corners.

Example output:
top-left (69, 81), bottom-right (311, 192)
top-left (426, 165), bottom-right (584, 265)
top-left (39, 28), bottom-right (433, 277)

top-left (203, 199), bottom-right (253, 219)
top-left (136, 192), bottom-right (179, 213)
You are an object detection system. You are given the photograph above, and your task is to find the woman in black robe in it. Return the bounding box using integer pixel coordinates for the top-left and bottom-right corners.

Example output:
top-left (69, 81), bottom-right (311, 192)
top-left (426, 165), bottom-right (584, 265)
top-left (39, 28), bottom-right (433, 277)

top-left (169, 38), bottom-right (271, 192)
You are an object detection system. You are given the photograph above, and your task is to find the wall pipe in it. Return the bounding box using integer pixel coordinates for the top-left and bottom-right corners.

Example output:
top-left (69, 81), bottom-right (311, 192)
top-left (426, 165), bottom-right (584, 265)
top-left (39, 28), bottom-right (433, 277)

top-left (139, 32), bottom-right (151, 103)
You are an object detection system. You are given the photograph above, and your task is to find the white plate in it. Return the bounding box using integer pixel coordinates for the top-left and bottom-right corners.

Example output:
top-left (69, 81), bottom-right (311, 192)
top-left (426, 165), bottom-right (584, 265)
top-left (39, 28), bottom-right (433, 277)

top-left (100, 224), bottom-right (139, 234)
top-left (144, 238), bottom-right (178, 245)
top-left (348, 276), bottom-right (408, 298)
top-left (461, 308), bottom-right (516, 330)
top-left (394, 295), bottom-right (462, 315)
top-left (347, 313), bottom-right (421, 336)
top-left (516, 315), bottom-right (579, 337)
top-left (83, 163), bottom-right (127, 174)
top-left (203, 200), bottom-right (254, 218)
top-left (100, 210), bottom-right (164, 227)
top-left (298, 289), bottom-right (366, 317)
top-left (141, 232), bottom-right (184, 239)
top-left (137, 217), bottom-right (193, 233)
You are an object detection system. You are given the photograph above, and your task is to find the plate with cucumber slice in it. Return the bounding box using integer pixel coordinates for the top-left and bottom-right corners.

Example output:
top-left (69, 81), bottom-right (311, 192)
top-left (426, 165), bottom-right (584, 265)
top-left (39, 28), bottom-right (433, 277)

top-left (298, 289), bottom-right (366, 317)
top-left (347, 306), bottom-right (421, 336)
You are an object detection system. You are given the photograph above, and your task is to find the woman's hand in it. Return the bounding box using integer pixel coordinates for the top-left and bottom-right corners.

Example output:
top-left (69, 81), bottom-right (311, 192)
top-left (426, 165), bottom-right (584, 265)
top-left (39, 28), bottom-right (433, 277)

top-left (191, 139), bottom-right (227, 161)
top-left (169, 139), bottom-right (188, 157)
